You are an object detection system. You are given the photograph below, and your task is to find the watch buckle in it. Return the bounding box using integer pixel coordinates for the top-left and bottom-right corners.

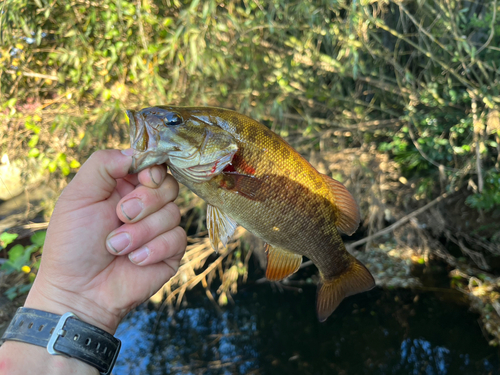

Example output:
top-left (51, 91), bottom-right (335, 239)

top-left (47, 312), bottom-right (77, 356)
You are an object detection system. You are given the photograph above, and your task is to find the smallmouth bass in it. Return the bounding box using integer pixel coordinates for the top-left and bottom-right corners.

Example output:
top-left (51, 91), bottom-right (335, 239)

top-left (127, 106), bottom-right (375, 321)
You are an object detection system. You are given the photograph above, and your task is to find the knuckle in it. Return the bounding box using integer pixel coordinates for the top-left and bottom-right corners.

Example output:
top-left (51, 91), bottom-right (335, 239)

top-left (158, 233), bottom-right (173, 252)
top-left (160, 228), bottom-right (185, 250)
top-left (155, 227), bottom-right (186, 261)
top-left (128, 233), bottom-right (144, 249)
top-left (172, 226), bottom-right (187, 248)
top-left (163, 175), bottom-right (179, 196)
top-left (154, 164), bottom-right (167, 179)
top-left (92, 149), bottom-right (108, 161)
top-left (137, 168), bottom-right (149, 183)
top-left (164, 202), bottom-right (181, 225)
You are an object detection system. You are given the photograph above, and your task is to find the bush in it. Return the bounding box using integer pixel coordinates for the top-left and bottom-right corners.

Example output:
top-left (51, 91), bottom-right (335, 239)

top-left (2, 0), bottom-right (498, 209)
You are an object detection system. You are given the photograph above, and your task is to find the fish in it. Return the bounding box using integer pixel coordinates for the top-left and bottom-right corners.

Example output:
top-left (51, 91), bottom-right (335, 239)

top-left (127, 106), bottom-right (375, 321)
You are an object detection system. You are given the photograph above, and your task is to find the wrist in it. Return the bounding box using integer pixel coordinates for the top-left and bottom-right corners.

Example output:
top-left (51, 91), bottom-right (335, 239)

top-left (25, 280), bottom-right (121, 335)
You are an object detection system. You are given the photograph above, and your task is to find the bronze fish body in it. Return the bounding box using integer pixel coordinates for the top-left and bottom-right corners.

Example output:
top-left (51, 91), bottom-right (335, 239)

top-left (127, 106), bottom-right (375, 321)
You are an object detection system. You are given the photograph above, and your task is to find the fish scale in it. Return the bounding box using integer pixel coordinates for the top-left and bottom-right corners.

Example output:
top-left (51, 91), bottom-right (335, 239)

top-left (128, 106), bottom-right (375, 321)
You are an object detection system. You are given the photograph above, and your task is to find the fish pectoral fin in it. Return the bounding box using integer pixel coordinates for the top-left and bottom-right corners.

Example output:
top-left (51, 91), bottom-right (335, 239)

top-left (321, 174), bottom-right (360, 235)
top-left (207, 204), bottom-right (238, 253)
top-left (316, 257), bottom-right (375, 322)
top-left (265, 245), bottom-right (302, 281)
top-left (221, 171), bottom-right (266, 201)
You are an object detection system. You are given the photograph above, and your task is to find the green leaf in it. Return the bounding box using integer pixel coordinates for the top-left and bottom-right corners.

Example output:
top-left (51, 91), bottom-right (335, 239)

top-left (48, 160), bottom-right (58, 173)
top-left (5, 286), bottom-right (19, 300)
top-left (4, 98), bottom-right (17, 109)
top-left (101, 89), bottom-right (112, 101)
top-left (59, 155), bottom-right (71, 175)
top-left (4, 284), bottom-right (32, 300)
top-left (70, 159), bottom-right (81, 169)
top-left (33, 258), bottom-right (41, 271)
top-left (64, 29), bottom-right (77, 37)
top-left (30, 231), bottom-right (46, 247)
top-left (24, 244), bottom-right (39, 256)
top-left (163, 18), bottom-right (173, 27)
top-left (189, 0), bottom-right (200, 11)
top-left (0, 232), bottom-right (18, 248)
top-left (7, 244), bottom-right (25, 262)
top-left (28, 134), bottom-right (39, 148)
top-left (28, 148), bottom-right (40, 158)
top-left (25, 121), bottom-right (41, 134)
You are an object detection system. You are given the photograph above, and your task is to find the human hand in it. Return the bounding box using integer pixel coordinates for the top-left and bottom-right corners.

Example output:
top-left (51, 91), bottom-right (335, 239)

top-left (24, 149), bottom-right (187, 334)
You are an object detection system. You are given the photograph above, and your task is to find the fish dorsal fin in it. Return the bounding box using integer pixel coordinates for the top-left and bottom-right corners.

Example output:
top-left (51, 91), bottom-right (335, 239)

top-left (321, 174), bottom-right (360, 235)
top-left (316, 257), bottom-right (375, 322)
top-left (265, 244), bottom-right (303, 281)
top-left (207, 204), bottom-right (238, 253)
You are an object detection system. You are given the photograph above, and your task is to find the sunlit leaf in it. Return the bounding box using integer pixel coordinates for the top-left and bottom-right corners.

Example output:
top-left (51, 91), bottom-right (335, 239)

top-left (28, 148), bottom-right (40, 157)
top-left (0, 232), bottom-right (19, 248)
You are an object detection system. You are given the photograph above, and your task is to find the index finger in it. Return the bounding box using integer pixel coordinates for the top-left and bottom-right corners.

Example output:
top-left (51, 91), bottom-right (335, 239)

top-left (61, 149), bottom-right (132, 209)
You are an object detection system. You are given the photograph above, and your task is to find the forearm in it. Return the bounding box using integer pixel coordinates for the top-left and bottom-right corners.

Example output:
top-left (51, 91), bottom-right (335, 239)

top-left (0, 341), bottom-right (98, 375)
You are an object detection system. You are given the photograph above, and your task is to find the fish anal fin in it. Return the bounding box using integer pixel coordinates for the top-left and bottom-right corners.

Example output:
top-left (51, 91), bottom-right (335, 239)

top-left (265, 245), bottom-right (302, 281)
top-left (316, 258), bottom-right (375, 322)
top-left (207, 205), bottom-right (238, 253)
top-left (322, 174), bottom-right (360, 235)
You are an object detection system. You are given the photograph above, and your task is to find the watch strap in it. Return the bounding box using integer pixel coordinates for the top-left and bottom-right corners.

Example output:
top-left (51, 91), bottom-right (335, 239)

top-left (1, 307), bottom-right (121, 375)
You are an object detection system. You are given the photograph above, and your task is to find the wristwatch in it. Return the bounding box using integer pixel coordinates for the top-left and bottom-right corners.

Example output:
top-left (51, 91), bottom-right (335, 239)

top-left (1, 307), bottom-right (121, 375)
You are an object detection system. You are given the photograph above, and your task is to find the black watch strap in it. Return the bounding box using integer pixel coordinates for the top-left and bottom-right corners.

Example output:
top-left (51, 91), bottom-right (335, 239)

top-left (1, 307), bottom-right (121, 375)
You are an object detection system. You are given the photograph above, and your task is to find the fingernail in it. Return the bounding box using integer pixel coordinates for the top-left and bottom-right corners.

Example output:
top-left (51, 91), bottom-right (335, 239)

top-left (121, 198), bottom-right (143, 221)
top-left (107, 232), bottom-right (131, 254)
top-left (129, 247), bottom-right (150, 265)
top-left (121, 148), bottom-right (134, 156)
top-left (149, 166), bottom-right (163, 186)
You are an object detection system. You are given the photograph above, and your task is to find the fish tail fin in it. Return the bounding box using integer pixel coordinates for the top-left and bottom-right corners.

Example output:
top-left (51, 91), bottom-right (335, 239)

top-left (316, 257), bottom-right (375, 322)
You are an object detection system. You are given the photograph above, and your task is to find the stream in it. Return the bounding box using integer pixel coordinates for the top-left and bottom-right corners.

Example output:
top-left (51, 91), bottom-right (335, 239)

top-left (114, 285), bottom-right (499, 375)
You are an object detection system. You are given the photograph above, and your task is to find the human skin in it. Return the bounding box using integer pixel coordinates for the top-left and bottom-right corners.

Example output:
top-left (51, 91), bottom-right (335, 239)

top-left (0, 149), bottom-right (187, 375)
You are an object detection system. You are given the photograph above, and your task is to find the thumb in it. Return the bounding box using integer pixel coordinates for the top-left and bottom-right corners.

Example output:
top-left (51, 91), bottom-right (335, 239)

top-left (60, 149), bottom-right (133, 207)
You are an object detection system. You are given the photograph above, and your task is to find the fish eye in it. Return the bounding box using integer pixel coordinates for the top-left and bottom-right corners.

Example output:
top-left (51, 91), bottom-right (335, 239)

top-left (164, 112), bottom-right (183, 126)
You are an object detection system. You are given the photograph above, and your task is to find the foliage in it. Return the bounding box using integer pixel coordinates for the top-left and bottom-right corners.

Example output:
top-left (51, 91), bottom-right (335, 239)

top-left (1, 0), bottom-right (498, 209)
top-left (466, 171), bottom-right (500, 210)
top-left (0, 231), bottom-right (45, 300)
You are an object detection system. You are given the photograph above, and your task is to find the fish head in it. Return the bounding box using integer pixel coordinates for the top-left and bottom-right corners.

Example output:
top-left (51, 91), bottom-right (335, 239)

top-left (127, 106), bottom-right (238, 182)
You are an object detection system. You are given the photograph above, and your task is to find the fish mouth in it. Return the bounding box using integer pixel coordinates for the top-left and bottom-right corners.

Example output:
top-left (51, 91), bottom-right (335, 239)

top-left (127, 109), bottom-right (169, 174)
top-left (127, 110), bottom-right (138, 146)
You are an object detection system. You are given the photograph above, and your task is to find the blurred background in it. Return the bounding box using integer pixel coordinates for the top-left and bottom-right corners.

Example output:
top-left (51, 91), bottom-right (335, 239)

top-left (1, 0), bottom-right (500, 373)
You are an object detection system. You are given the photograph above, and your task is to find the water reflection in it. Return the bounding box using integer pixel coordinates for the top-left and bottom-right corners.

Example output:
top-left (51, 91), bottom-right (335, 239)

top-left (115, 287), bottom-right (499, 374)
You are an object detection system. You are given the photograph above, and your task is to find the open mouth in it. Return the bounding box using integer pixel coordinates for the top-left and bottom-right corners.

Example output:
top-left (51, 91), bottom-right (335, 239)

top-left (126, 110), bottom-right (138, 145)
top-left (126, 110), bottom-right (150, 173)
top-left (127, 110), bottom-right (150, 151)
top-left (126, 109), bottom-right (170, 174)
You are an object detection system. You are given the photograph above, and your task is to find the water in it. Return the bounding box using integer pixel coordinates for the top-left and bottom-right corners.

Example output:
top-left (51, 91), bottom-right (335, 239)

top-left (114, 285), bottom-right (499, 374)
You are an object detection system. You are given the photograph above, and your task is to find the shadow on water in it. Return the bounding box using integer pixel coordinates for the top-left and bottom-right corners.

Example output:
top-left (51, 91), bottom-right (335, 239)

top-left (115, 286), bottom-right (500, 375)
